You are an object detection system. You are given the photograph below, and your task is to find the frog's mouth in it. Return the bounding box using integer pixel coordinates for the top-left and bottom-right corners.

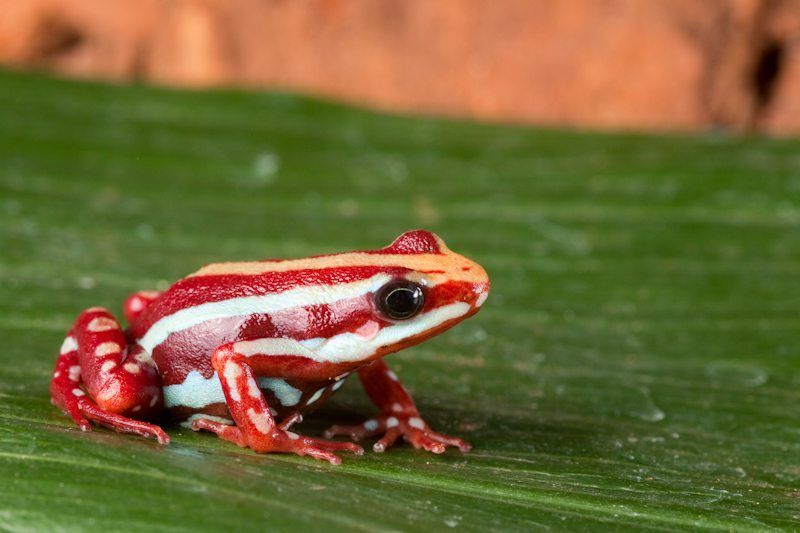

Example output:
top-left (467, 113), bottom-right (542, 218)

top-left (297, 300), bottom-right (471, 365)
top-left (474, 282), bottom-right (490, 308)
top-left (363, 301), bottom-right (483, 363)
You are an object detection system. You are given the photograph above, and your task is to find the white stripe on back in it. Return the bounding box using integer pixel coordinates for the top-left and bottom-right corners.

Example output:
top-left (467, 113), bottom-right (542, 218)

top-left (138, 274), bottom-right (392, 353)
top-left (236, 338), bottom-right (319, 360)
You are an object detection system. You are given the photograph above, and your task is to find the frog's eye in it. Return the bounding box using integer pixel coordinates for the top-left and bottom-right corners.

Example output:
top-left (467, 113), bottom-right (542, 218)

top-left (375, 280), bottom-right (425, 321)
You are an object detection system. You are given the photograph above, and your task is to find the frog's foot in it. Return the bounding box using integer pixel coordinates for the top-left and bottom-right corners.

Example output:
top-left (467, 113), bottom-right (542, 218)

top-left (324, 414), bottom-right (471, 454)
top-left (192, 417), bottom-right (363, 464)
top-left (75, 400), bottom-right (170, 444)
top-left (335, 360), bottom-right (472, 454)
top-left (50, 307), bottom-right (168, 444)
top-left (207, 343), bottom-right (362, 464)
top-left (190, 418), bottom-right (246, 447)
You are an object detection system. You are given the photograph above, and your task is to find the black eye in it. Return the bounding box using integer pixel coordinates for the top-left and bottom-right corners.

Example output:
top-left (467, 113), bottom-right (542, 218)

top-left (375, 280), bottom-right (425, 320)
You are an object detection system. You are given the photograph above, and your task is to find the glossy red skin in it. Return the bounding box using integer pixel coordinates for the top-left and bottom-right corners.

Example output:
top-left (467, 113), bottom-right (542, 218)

top-left (49, 230), bottom-right (487, 461)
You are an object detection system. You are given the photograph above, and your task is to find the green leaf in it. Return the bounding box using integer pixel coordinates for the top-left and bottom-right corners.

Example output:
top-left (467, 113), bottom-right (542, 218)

top-left (0, 70), bottom-right (798, 531)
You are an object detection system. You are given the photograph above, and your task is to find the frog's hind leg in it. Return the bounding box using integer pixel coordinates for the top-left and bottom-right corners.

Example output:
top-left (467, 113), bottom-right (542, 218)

top-left (50, 307), bottom-right (169, 444)
top-left (190, 342), bottom-right (362, 464)
top-left (123, 290), bottom-right (163, 324)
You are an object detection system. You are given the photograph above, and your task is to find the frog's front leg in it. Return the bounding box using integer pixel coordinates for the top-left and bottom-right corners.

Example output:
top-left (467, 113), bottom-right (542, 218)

top-left (190, 342), bottom-right (363, 464)
top-left (324, 359), bottom-right (471, 454)
top-left (50, 307), bottom-right (169, 443)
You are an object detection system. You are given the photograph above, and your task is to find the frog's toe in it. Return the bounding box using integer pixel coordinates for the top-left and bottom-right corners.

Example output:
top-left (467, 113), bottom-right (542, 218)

top-left (298, 445), bottom-right (342, 465)
top-left (191, 417), bottom-right (247, 447)
top-left (301, 435), bottom-right (364, 455)
top-left (62, 400), bottom-right (92, 432)
top-left (80, 400), bottom-right (170, 444)
top-left (276, 433), bottom-right (363, 464)
top-left (405, 429), bottom-right (448, 454)
top-left (372, 427), bottom-right (402, 453)
top-left (412, 429), bottom-right (472, 453)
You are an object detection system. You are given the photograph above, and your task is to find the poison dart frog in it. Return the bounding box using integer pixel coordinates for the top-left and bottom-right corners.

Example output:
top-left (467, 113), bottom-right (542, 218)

top-left (50, 230), bottom-right (489, 464)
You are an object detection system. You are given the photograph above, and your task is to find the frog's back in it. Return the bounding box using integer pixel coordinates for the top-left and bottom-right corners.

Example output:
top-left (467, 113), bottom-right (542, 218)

top-left (128, 230), bottom-right (456, 350)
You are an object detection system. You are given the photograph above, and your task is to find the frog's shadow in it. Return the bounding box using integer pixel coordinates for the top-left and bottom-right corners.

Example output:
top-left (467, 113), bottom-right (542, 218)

top-left (44, 393), bottom-right (615, 463)
top-left (303, 399), bottom-right (609, 461)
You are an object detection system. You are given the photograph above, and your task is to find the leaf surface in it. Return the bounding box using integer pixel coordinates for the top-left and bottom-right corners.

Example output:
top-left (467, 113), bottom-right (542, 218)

top-left (0, 71), bottom-right (798, 531)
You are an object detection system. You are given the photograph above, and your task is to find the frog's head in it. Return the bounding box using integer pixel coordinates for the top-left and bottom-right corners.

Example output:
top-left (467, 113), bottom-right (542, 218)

top-left (358, 230), bottom-right (490, 357)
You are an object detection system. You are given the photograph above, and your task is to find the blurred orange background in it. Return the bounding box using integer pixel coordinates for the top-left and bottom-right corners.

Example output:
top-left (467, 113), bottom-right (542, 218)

top-left (1, 0), bottom-right (799, 134)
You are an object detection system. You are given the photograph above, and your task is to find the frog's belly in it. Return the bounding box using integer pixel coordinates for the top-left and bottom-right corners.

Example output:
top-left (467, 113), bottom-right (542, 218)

top-left (166, 373), bottom-right (349, 426)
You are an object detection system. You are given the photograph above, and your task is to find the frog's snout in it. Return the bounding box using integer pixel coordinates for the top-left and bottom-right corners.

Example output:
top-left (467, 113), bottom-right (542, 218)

top-left (463, 260), bottom-right (490, 309)
top-left (472, 279), bottom-right (490, 308)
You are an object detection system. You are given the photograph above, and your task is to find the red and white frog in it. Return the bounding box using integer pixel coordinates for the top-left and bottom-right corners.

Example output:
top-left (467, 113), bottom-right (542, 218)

top-left (50, 230), bottom-right (489, 464)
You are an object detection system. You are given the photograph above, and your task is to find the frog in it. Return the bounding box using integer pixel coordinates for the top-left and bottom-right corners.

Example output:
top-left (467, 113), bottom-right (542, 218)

top-left (50, 230), bottom-right (490, 464)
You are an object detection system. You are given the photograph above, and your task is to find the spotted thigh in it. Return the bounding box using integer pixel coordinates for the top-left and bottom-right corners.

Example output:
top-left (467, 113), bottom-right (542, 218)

top-left (50, 307), bottom-right (168, 443)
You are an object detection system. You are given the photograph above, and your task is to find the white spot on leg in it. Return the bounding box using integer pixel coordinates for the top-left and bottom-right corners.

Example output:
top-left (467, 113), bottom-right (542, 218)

top-left (96, 342), bottom-right (121, 356)
top-left (53, 372), bottom-right (60, 378)
top-left (285, 431), bottom-right (299, 440)
top-left (408, 417), bottom-right (425, 430)
top-left (386, 370), bottom-right (399, 381)
top-left (72, 388), bottom-right (85, 397)
top-left (87, 317), bottom-right (118, 332)
top-left (247, 378), bottom-right (262, 399)
top-left (132, 405), bottom-right (141, 412)
top-left (60, 336), bottom-right (77, 355)
top-left (134, 351), bottom-right (152, 364)
top-left (331, 373), bottom-right (350, 392)
top-left (391, 402), bottom-right (403, 413)
top-left (363, 419), bottom-right (378, 431)
top-left (68, 365), bottom-right (81, 382)
top-left (97, 381), bottom-right (120, 402)
top-left (247, 408), bottom-right (273, 434)
top-left (386, 416), bottom-right (399, 428)
top-left (100, 360), bottom-right (117, 374)
top-left (123, 363), bottom-right (140, 374)
top-left (305, 387), bottom-right (326, 406)
top-left (224, 362), bottom-right (242, 379)
top-left (223, 362), bottom-right (243, 402)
